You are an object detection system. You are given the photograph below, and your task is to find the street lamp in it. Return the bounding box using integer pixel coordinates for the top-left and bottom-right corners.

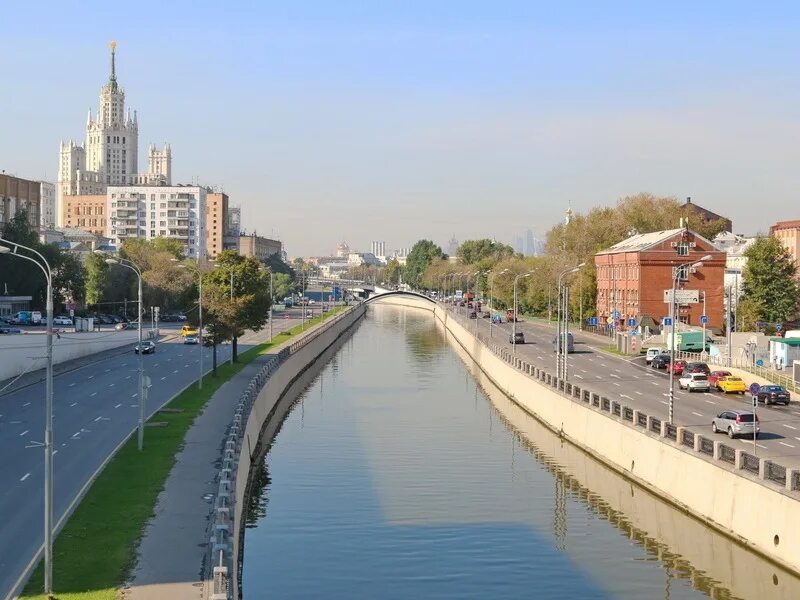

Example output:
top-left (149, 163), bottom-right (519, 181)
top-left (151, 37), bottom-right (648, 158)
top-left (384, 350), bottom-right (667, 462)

top-left (557, 263), bottom-right (585, 380)
top-left (488, 268), bottom-right (509, 338)
top-left (512, 271), bottom-right (533, 353)
top-left (0, 238), bottom-right (55, 596)
top-left (667, 254), bottom-right (713, 424)
top-left (101, 253), bottom-right (146, 451)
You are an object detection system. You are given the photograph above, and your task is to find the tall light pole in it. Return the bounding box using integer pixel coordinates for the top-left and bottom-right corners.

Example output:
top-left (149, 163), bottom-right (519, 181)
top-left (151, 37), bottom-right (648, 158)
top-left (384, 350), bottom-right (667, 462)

top-left (512, 271), bottom-right (533, 353)
top-left (489, 268), bottom-right (509, 338)
top-left (0, 240), bottom-right (55, 595)
top-left (667, 255), bottom-right (712, 424)
top-left (269, 270), bottom-right (274, 342)
top-left (101, 254), bottom-right (146, 450)
top-left (556, 263), bottom-right (585, 380)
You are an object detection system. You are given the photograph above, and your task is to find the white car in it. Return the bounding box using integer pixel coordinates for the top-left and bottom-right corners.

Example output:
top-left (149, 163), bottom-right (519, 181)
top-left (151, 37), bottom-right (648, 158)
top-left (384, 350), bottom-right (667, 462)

top-left (53, 316), bottom-right (73, 326)
top-left (679, 372), bottom-right (711, 392)
top-left (645, 347), bottom-right (667, 364)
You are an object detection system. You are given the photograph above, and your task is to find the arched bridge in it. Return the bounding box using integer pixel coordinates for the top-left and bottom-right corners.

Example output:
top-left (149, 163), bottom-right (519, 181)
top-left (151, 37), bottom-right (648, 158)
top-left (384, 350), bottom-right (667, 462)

top-left (363, 290), bottom-right (437, 305)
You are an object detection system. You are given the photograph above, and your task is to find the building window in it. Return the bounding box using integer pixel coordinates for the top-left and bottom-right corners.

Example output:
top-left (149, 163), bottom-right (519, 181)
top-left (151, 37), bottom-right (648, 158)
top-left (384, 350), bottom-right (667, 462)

top-left (676, 265), bottom-right (689, 281)
top-left (677, 242), bottom-right (689, 256)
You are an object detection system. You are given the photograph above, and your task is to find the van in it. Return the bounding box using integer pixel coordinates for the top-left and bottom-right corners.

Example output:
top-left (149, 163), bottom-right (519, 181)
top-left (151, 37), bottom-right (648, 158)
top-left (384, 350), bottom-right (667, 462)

top-left (31, 311), bottom-right (43, 324)
top-left (645, 347), bottom-right (666, 364)
top-left (553, 332), bottom-right (575, 353)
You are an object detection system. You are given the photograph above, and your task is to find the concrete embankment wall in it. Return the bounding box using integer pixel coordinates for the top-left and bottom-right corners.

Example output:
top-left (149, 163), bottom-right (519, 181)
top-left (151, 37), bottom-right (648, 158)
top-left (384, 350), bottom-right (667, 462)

top-left (230, 304), bottom-right (366, 597)
top-left (371, 295), bottom-right (800, 575)
top-left (0, 329), bottom-right (142, 383)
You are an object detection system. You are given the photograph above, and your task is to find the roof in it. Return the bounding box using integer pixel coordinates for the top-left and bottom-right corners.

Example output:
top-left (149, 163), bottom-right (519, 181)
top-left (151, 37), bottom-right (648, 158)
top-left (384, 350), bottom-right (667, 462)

top-left (770, 337), bottom-right (800, 346)
top-left (681, 200), bottom-right (730, 224)
top-left (597, 228), bottom-right (720, 255)
top-left (770, 220), bottom-right (800, 232)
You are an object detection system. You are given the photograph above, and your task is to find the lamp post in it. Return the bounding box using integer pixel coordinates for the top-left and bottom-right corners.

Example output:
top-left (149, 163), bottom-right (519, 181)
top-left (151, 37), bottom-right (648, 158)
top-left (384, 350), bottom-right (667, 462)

top-left (102, 255), bottom-right (146, 450)
top-left (269, 270), bottom-right (274, 342)
top-left (489, 268), bottom-right (509, 338)
top-left (557, 263), bottom-right (585, 380)
top-left (667, 255), bottom-right (712, 424)
top-left (512, 271), bottom-right (533, 353)
top-left (0, 239), bottom-right (55, 596)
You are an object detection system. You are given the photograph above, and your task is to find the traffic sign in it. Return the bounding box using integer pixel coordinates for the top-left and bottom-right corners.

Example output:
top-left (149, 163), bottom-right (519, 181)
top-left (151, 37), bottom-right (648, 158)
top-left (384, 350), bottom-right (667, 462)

top-left (613, 310), bottom-right (621, 319)
top-left (66, 302), bottom-right (76, 311)
top-left (752, 395), bottom-right (758, 408)
top-left (588, 316), bottom-right (598, 326)
top-left (776, 323), bottom-right (783, 331)
top-left (69, 309), bottom-right (74, 317)
top-left (630, 330), bottom-right (638, 336)
top-left (749, 383), bottom-right (760, 395)
top-left (607, 323), bottom-right (614, 330)
top-left (663, 317), bottom-right (673, 326)
top-left (700, 315), bottom-right (708, 324)
top-left (627, 318), bottom-right (636, 327)
top-left (664, 289), bottom-right (700, 304)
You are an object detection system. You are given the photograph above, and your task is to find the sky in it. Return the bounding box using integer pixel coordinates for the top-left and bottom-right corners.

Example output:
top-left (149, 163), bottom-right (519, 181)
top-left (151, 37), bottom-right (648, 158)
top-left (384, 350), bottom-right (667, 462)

top-left (3, 1), bottom-right (800, 256)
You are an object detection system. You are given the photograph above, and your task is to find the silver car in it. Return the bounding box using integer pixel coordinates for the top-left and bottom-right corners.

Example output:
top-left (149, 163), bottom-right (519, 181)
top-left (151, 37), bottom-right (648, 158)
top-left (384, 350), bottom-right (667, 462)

top-left (712, 410), bottom-right (760, 439)
top-left (678, 372), bottom-right (710, 392)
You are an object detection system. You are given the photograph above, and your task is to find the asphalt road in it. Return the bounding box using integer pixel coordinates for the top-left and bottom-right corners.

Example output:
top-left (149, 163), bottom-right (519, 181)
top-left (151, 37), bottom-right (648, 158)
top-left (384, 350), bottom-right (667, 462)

top-left (448, 306), bottom-right (800, 470)
top-left (0, 308), bottom-right (309, 599)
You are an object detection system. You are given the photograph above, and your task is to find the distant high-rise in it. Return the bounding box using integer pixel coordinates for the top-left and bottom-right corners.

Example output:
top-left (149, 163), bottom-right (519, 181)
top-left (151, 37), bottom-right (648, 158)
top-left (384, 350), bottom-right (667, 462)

top-left (370, 240), bottom-right (386, 258)
top-left (336, 241), bottom-right (350, 258)
top-left (524, 229), bottom-right (534, 257)
top-left (514, 235), bottom-right (524, 254)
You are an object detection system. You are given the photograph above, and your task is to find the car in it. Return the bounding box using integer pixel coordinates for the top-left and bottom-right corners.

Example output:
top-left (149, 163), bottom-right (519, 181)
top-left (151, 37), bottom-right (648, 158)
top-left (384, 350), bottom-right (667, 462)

top-left (553, 332), bottom-right (575, 353)
top-left (115, 322), bottom-right (132, 331)
top-left (717, 376), bottom-right (747, 394)
top-left (53, 316), bottom-right (73, 326)
top-left (684, 361), bottom-right (710, 375)
top-left (645, 347), bottom-right (667, 364)
top-left (671, 359), bottom-right (688, 376)
top-left (183, 335), bottom-right (198, 345)
top-left (469, 311), bottom-right (477, 319)
top-left (509, 331), bottom-right (525, 344)
top-left (181, 325), bottom-right (199, 337)
top-left (481, 312), bottom-right (491, 319)
top-left (756, 384), bottom-right (791, 406)
top-left (678, 372), bottom-right (710, 392)
top-left (651, 353), bottom-right (671, 369)
top-left (708, 370), bottom-right (732, 389)
top-left (712, 410), bottom-right (759, 439)
top-left (134, 341), bottom-right (156, 354)
top-left (506, 309), bottom-right (519, 322)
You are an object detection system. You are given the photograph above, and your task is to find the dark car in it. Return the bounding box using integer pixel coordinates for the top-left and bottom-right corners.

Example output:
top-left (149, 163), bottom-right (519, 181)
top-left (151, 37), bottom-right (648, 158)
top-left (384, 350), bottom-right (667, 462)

top-left (134, 341), bottom-right (156, 354)
top-left (482, 312), bottom-right (491, 319)
top-left (509, 331), bottom-right (525, 344)
top-left (756, 385), bottom-right (791, 406)
top-left (469, 311), bottom-right (477, 319)
top-left (684, 362), bottom-right (710, 375)
top-left (651, 354), bottom-right (671, 369)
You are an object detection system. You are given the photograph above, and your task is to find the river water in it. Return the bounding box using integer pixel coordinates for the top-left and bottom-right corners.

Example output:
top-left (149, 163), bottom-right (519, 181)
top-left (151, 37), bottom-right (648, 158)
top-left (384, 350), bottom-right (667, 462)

top-left (241, 304), bottom-right (800, 599)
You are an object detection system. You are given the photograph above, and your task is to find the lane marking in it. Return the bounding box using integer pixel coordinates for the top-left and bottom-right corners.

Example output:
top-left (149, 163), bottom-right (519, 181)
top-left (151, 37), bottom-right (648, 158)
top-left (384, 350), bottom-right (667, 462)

top-left (173, 370), bottom-right (178, 374)
top-left (705, 399), bottom-right (716, 405)
top-left (613, 382), bottom-right (621, 387)
top-left (121, 363), bottom-right (127, 366)
top-left (660, 400), bottom-right (668, 405)
top-left (184, 364), bottom-right (189, 368)
top-left (632, 375), bottom-right (640, 379)
top-left (635, 391), bottom-right (643, 396)
top-left (779, 441), bottom-right (796, 448)
top-left (23, 402), bottom-right (30, 407)
top-left (537, 356), bottom-right (544, 360)
top-left (132, 393), bottom-right (137, 398)
top-left (90, 392), bottom-right (97, 397)
top-left (105, 369), bottom-right (111, 373)
top-left (126, 375), bottom-right (131, 379)
top-left (20, 430), bottom-right (29, 437)
top-left (574, 374), bottom-right (584, 379)
top-left (601, 363), bottom-right (608, 367)
top-left (88, 375), bottom-right (94, 379)
top-left (109, 383), bottom-right (115, 387)
top-left (580, 369), bottom-right (587, 374)
top-left (69, 383), bottom-right (76, 387)
top-left (114, 403), bottom-right (122, 408)
top-left (620, 394), bottom-right (633, 400)
top-left (595, 375), bottom-right (602, 379)
top-left (130, 404), bottom-right (137, 407)
top-left (70, 402), bottom-right (78, 407)
top-left (783, 424), bottom-right (797, 431)
top-left (609, 373), bottom-right (621, 379)
top-left (692, 412), bottom-right (704, 417)
top-left (93, 416), bottom-right (103, 422)
top-left (71, 431), bottom-right (81, 438)
top-left (614, 368), bottom-right (621, 373)
top-left (20, 473), bottom-right (30, 482)
top-left (160, 376), bottom-right (167, 381)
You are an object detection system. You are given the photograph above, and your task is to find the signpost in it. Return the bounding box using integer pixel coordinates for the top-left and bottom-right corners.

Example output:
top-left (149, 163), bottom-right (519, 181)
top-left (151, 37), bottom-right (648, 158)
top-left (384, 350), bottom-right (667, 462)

top-left (776, 323), bottom-right (783, 332)
top-left (588, 316), bottom-right (598, 326)
top-left (663, 317), bottom-right (672, 326)
top-left (663, 289), bottom-right (700, 304)
top-left (700, 315), bottom-right (708, 324)
top-left (627, 318), bottom-right (636, 327)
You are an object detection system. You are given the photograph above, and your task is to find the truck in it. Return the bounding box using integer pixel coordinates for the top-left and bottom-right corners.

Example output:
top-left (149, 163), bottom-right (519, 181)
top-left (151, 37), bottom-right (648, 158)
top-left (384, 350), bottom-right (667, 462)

top-left (664, 330), bottom-right (709, 353)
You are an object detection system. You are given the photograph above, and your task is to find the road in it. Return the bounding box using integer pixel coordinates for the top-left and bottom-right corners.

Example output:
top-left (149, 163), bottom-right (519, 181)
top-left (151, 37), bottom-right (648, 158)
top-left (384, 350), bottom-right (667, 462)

top-left (447, 305), bottom-right (800, 470)
top-left (0, 308), bottom-right (310, 599)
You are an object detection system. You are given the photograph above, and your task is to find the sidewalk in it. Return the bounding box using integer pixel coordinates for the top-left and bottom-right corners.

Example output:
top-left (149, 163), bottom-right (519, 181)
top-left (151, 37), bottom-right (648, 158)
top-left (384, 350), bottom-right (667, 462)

top-left (124, 351), bottom-right (273, 600)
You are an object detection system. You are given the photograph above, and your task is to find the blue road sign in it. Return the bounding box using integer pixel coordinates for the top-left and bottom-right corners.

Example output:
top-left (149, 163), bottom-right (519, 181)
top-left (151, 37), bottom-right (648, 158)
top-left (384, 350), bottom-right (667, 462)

top-left (607, 323), bottom-right (614, 330)
top-left (700, 315), bottom-right (708, 324)
top-left (755, 359), bottom-right (764, 367)
top-left (776, 323), bottom-right (783, 331)
top-left (630, 330), bottom-right (638, 336)
top-left (613, 310), bottom-right (621, 319)
top-left (749, 382), bottom-right (760, 395)
top-left (627, 318), bottom-right (636, 327)
top-left (663, 317), bottom-right (673, 326)
top-left (588, 316), bottom-right (598, 326)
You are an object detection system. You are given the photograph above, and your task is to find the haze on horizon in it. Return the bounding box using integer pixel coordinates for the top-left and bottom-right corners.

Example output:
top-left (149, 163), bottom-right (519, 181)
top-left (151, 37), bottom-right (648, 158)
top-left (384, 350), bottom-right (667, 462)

top-left (2, 1), bottom-right (799, 257)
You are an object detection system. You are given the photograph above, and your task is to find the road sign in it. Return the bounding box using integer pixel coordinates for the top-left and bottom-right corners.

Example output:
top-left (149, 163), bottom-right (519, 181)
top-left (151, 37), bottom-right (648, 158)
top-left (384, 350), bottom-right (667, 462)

top-left (752, 395), bottom-right (758, 408)
top-left (66, 302), bottom-right (76, 311)
top-left (69, 309), bottom-right (74, 317)
top-left (664, 289), bottom-right (700, 304)
top-left (663, 317), bottom-right (673, 326)
top-left (606, 317), bottom-right (614, 325)
top-left (630, 330), bottom-right (638, 336)
top-left (627, 318), bottom-right (636, 327)
top-left (607, 323), bottom-right (614, 330)
top-left (612, 310), bottom-right (621, 319)
top-left (700, 315), bottom-right (708, 324)
top-left (749, 383), bottom-right (760, 395)
top-left (776, 323), bottom-right (783, 331)
top-left (588, 316), bottom-right (598, 326)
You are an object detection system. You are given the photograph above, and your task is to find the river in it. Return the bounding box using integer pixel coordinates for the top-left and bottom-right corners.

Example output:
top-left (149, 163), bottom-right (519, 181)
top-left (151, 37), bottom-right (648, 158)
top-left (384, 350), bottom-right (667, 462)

top-left (241, 304), bottom-right (800, 599)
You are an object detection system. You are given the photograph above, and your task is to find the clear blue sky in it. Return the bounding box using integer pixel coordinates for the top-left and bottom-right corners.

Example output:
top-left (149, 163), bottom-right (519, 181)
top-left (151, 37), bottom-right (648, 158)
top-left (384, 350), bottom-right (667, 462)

top-left (3, 1), bottom-right (800, 256)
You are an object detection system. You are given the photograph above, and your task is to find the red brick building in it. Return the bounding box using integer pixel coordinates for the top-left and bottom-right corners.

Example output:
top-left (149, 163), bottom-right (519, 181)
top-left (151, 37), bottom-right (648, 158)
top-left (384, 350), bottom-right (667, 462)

top-left (594, 227), bottom-right (726, 330)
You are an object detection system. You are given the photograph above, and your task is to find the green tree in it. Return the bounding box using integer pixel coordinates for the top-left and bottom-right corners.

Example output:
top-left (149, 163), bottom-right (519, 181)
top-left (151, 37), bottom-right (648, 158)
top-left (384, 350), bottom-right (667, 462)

top-left (456, 239), bottom-right (515, 264)
top-left (385, 259), bottom-right (402, 285)
top-left (272, 273), bottom-right (294, 300)
top-left (404, 240), bottom-right (444, 287)
top-left (84, 252), bottom-right (109, 305)
top-left (741, 236), bottom-right (799, 326)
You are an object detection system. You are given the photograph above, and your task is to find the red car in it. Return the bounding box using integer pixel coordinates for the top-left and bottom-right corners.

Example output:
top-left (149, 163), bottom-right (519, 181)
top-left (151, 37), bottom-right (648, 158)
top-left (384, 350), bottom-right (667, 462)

top-left (671, 360), bottom-right (688, 376)
top-left (708, 370), bottom-right (732, 389)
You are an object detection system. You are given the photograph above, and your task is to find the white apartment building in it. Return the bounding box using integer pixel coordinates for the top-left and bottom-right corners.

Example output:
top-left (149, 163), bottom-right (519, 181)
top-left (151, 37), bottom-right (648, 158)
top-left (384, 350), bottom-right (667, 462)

top-left (39, 181), bottom-right (56, 229)
top-left (108, 185), bottom-right (206, 259)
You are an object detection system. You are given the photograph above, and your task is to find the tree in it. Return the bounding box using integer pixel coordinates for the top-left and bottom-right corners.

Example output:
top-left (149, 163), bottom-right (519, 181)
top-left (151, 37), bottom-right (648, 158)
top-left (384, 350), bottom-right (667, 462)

top-left (84, 252), bottom-right (109, 305)
top-left (385, 259), bottom-right (402, 285)
top-left (272, 273), bottom-right (293, 300)
top-left (741, 236), bottom-right (799, 326)
top-left (456, 239), bottom-right (515, 264)
top-left (404, 240), bottom-right (444, 287)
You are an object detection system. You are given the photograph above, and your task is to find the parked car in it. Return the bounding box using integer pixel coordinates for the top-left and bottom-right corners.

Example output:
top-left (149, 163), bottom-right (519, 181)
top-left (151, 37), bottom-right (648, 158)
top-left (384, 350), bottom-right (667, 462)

top-left (31, 311), bottom-right (43, 324)
top-left (717, 376), bottom-right (747, 394)
top-left (708, 370), bottom-right (732, 389)
top-left (481, 312), bottom-right (491, 319)
top-left (469, 311), bottom-right (477, 319)
top-left (684, 361), bottom-right (710, 375)
top-left (134, 341), bottom-right (156, 354)
top-left (712, 410), bottom-right (759, 439)
top-left (183, 335), bottom-right (198, 345)
top-left (651, 354), bottom-right (671, 369)
top-left (509, 331), bottom-right (525, 344)
top-left (53, 316), bottom-right (73, 326)
top-left (492, 315), bottom-right (502, 324)
top-left (678, 372), bottom-right (710, 392)
top-left (645, 347), bottom-right (667, 364)
top-left (671, 359), bottom-right (688, 376)
top-left (756, 384), bottom-right (791, 406)
top-left (10, 311), bottom-right (31, 325)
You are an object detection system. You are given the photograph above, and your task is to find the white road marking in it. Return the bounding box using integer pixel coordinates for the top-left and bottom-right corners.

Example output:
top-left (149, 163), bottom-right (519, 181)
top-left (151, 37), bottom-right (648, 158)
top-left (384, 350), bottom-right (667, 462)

top-left (595, 375), bottom-right (602, 379)
top-left (88, 375), bottom-right (94, 379)
top-left (620, 394), bottom-right (633, 400)
top-left (184, 364), bottom-right (189, 368)
top-left (783, 424), bottom-right (797, 431)
top-left (69, 383), bottom-right (76, 387)
top-left (122, 363), bottom-right (127, 366)
top-left (90, 392), bottom-right (97, 397)
top-left (537, 356), bottom-right (544, 360)
top-left (173, 370), bottom-right (178, 374)
top-left (23, 402), bottom-right (30, 407)
top-left (705, 399), bottom-right (716, 405)
top-left (160, 376), bottom-right (167, 381)
top-left (105, 369), bottom-right (111, 373)
top-left (53, 450), bottom-right (58, 456)
top-left (660, 400), bottom-right (669, 405)
top-left (647, 373), bottom-right (656, 378)
top-left (19, 430), bottom-right (29, 437)
top-left (632, 375), bottom-right (639, 379)
top-left (71, 431), bottom-right (81, 438)
top-left (614, 368), bottom-right (621, 373)
top-left (574, 374), bottom-right (584, 379)
top-left (613, 382), bottom-right (621, 387)
top-left (779, 441), bottom-right (796, 448)
top-left (131, 393), bottom-right (137, 398)
top-left (580, 369), bottom-right (587, 374)
top-left (601, 363), bottom-right (608, 367)
top-left (114, 403), bottom-right (122, 408)
top-left (130, 404), bottom-right (137, 407)
top-left (153, 364), bottom-right (159, 367)
top-left (93, 416), bottom-right (103, 422)
top-left (609, 373), bottom-right (621, 379)
top-left (20, 473), bottom-right (30, 482)
top-left (126, 375), bottom-right (131, 379)
top-left (109, 383), bottom-right (115, 387)
top-left (70, 402), bottom-right (77, 407)
top-left (635, 391), bottom-right (643, 395)
top-left (692, 412), bottom-right (704, 417)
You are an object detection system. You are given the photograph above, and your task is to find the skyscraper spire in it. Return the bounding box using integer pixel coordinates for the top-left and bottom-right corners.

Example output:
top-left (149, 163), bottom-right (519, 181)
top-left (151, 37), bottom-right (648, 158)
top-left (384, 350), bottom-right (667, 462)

top-left (109, 40), bottom-right (118, 90)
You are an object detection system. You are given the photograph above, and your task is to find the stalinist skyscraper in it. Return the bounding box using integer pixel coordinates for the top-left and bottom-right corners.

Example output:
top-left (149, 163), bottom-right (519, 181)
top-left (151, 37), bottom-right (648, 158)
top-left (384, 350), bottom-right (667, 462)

top-left (58, 42), bottom-right (172, 200)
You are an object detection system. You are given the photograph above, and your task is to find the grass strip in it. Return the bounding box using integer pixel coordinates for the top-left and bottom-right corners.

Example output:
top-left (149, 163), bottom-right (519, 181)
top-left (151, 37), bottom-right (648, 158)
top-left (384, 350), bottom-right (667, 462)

top-left (21, 305), bottom-right (349, 600)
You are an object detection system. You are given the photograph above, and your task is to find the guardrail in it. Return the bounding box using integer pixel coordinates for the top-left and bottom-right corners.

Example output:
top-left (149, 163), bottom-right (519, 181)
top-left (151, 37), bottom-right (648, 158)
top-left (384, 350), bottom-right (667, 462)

top-left (208, 304), bottom-right (361, 599)
top-left (444, 304), bottom-right (800, 502)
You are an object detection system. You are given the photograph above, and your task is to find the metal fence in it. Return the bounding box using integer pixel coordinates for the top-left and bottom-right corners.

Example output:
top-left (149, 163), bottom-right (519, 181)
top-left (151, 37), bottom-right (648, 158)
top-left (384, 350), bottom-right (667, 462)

top-left (719, 444), bottom-right (736, 464)
top-left (741, 452), bottom-right (760, 475)
top-left (670, 349), bottom-right (799, 394)
top-left (699, 437), bottom-right (714, 456)
top-left (681, 429), bottom-right (695, 448)
top-left (649, 417), bottom-right (661, 435)
top-left (622, 406), bottom-right (634, 422)
top-left (766, 462), bottom-right (787, 486)
top-left (665, 423), bottom-right (678, 441)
